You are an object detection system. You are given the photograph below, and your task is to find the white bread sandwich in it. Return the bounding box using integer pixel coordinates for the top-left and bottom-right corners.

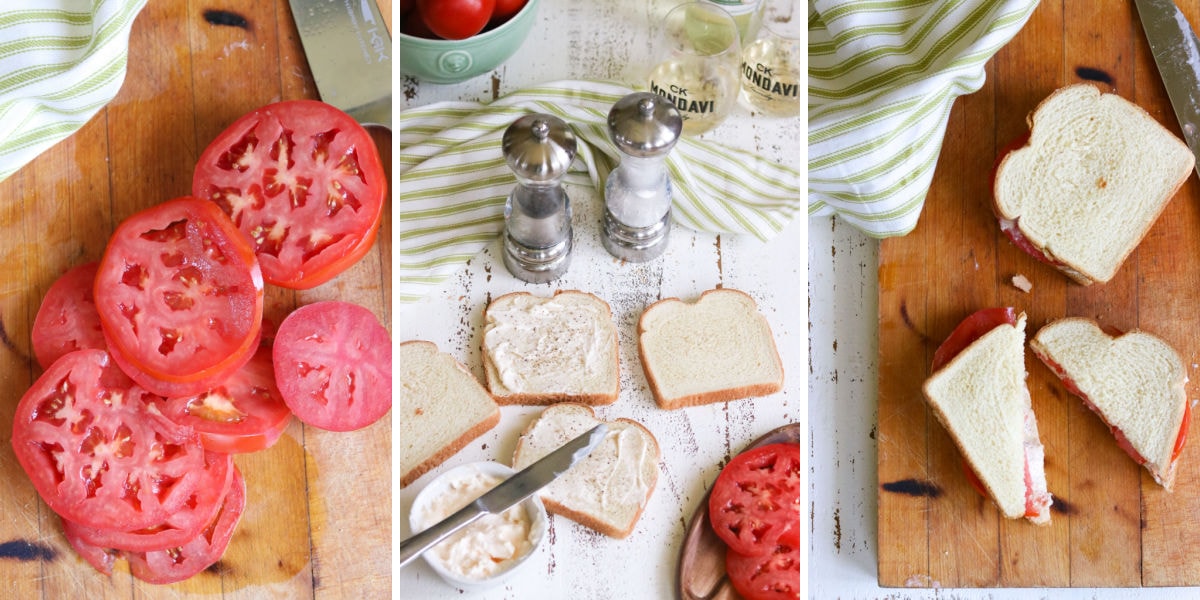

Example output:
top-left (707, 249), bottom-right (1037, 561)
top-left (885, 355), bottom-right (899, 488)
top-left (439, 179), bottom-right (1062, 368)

top-left (922, 307), bottom-right (1053, 524)
top-left (637, 288), bottom-right (784, 410)
top-left (481, 291), bottom-right (619, 405)
top-left (1029, 318), bottom-right (1189, 490)
top-left (993, 83), bottom-right (1194, 285)
top-left (398, 341), bottom-right (501, 487)
top-left (510, 403), bottom-right (660, 538)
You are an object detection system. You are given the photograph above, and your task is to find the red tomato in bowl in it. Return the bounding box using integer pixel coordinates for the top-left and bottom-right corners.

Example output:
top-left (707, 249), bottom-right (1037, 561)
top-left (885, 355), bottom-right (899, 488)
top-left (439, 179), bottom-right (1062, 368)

top-left (94, 197), bottom-right (264, 398)
top-left (31, 261), bottom-right (106, 369)
top-left (272, 301), bottom-right (391, 432)
top-left (708, 442), bottom-right (801, 557)
top-left (491, 0), bottom-right (527, 21)
top-left (11, 350), bottom-right (212, 532)
top-left (192, 99), bottom-right (387, 289)
top-left (417, 0), bottom-right (496, 40)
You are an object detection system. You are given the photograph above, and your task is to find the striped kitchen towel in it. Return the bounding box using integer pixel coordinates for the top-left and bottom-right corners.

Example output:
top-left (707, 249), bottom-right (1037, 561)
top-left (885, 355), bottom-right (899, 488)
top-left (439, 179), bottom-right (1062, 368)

top-left (808, 0), bottom-right (1039, 237)
top-left (0, 1), bottom-right (148, 182)
top-left (399, 80), bottom-right (803, 304)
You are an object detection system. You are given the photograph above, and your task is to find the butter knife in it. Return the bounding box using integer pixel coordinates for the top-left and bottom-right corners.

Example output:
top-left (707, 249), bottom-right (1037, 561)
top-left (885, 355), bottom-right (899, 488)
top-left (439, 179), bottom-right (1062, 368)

top-left (398, 423), bottom-right (609, 569)
top-left (1136, 0), bottom-right (1200, 176)
top-left (288, 0), bottom-right (391, 129)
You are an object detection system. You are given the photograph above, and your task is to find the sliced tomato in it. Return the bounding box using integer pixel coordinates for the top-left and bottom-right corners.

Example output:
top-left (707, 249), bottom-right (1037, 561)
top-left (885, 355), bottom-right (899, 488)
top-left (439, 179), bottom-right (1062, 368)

top-left (125, 467), bottom-right (246, 585)
top-left (11, 349), bottom-right (210, 532)
top-left (931, 307), bottom-right (1017, 372)
top-left (272, 301), bottom-right (391, 432)
top-left (31, 262), bottom-right (106, 369)
top-left (158, 342), bottom-right (292, 454)
top-left (94, 197), bottom-right (264, 398)
top-left (725, 542), bottom-right (800, 600)
top-left (192, 99), bottom-right (387, 289)
top-left (708, 443), bottom-right (801, 557)
top-left (60, 449), bottom-right (234, 552)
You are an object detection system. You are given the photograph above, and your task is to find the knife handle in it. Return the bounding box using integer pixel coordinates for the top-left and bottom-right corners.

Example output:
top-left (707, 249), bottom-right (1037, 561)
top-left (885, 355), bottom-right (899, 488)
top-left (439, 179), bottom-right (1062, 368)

top-left (398, 501), bottom-right (486, 569)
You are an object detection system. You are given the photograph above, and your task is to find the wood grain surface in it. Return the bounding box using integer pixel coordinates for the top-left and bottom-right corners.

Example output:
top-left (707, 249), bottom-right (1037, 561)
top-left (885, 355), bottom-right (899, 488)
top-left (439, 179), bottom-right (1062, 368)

top-left (0, 2), bottom-right (391, 597)
top-left (878, 0), bottom-right (1200, 588)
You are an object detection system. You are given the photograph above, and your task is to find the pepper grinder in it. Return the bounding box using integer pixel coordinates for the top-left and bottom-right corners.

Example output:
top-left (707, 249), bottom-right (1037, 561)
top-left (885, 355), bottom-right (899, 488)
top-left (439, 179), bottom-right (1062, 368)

top-left (500, 114), bottom-right (577, 283)
top-left (602, 92), bottom-right (683, 262)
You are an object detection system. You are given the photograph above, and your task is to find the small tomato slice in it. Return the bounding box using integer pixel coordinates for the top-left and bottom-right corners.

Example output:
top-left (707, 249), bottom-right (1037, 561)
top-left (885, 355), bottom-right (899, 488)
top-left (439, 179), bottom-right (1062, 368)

top-left (11, 350), bottom-right (209, 532)
top-left (61, 450), bottom-right (234, 552)
top-left (31, 262), bottom-right (106, 369)
top-left (158, 342), bottom-right (292, 454)
top-left (725, 542), bottom-right (800, 600)
top-left (273, 301), bottom-right (391, 432)
top-left (192, 99), bottom-right (387, 289)
top-left (930, 307), bottom-right (1017, 372)
top-left (708, 443), bottom-right (801, 557)
top-left (94, 197), bottom-right (264, 397)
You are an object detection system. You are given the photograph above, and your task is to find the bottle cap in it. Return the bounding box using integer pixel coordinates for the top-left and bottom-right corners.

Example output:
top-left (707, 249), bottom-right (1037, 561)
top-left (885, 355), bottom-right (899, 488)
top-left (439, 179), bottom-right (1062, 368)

top-left (607, 92), bottom-right (683, 158)
top-left (502, 114), bottom-right (577, 182)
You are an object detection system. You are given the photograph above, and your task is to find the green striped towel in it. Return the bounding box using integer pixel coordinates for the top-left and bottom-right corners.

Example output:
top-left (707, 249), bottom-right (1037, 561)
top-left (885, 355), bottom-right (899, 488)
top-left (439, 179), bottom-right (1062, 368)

top-left (399, 80), bottom-right (803, 304)
top-left (0, 1), bottom-right (148, 183)
top-left (808, 0), bottom-right (1039, 237)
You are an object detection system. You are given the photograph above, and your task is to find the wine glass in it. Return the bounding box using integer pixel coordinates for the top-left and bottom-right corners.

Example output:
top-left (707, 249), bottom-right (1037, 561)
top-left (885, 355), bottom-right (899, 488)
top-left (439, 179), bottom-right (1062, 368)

top-left (647, 2), bottom-right (742, 136)
top-left (739, 8), bottom-right (800, 118)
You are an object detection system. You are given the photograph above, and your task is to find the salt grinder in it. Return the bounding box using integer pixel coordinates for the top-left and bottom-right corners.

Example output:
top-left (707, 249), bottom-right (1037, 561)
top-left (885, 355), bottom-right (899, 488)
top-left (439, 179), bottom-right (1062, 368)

top-left (602, 92), bottom-right (683, 262)
top-left (500, 114), bottom-right (577, 283)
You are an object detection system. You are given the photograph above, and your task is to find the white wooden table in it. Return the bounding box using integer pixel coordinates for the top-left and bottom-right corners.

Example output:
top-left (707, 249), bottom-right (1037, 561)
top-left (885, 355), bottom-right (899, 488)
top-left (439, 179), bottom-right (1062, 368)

top-left (397, 0), bottom-right (804, 598)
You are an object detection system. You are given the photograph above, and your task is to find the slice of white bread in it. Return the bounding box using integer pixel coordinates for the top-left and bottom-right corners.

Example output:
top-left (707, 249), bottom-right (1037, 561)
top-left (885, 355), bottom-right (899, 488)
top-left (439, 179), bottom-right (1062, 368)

top-left (1029, 318), bottom-right (1188, 489)
top-left (398, 341), bottom-right (501, 487)
top-left (637, 288), bottom-right (784, 410)
top-left (481, 291), bottom-right (619, 405)
top-left (922, 312), bottom-right (1053, 524)
top-left (510, 403), bottom-right (660, 538)
top-left (993, 83), bottom-right (1194, 285)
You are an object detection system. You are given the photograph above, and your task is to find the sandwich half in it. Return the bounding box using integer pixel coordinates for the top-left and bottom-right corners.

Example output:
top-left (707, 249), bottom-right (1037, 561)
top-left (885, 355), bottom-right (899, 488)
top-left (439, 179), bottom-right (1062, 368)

top-left (993, 83), bottom-right (1194, 285)
top-left (1030, 318), bottom-right (1189, 490)
top-left (922, 307), bottom-right (1053, 524)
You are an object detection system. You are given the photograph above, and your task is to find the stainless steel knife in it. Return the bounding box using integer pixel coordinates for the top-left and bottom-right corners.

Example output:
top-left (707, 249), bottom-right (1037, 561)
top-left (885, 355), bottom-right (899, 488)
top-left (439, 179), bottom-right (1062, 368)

top-left (288, 0), bottom-right (391, 129)
top-left (398, 423), bottom-right (609, 569)
top-left (1136, 0), bottom-right (1200, 175)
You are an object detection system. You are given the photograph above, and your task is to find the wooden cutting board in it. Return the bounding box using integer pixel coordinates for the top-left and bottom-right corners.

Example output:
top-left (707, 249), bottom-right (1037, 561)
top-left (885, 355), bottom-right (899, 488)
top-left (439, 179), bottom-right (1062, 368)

top-left (878, 0), bottom-right (1200, 588)
top-left (0, 1), bottom-right (391, 598)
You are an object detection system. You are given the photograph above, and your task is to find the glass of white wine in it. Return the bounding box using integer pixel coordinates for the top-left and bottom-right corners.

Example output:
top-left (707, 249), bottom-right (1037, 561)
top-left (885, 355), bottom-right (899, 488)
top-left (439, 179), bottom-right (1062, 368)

top-left (647, 2), bottom-right (742, 136)
top-left (739, 13), bottom-right (800, 118)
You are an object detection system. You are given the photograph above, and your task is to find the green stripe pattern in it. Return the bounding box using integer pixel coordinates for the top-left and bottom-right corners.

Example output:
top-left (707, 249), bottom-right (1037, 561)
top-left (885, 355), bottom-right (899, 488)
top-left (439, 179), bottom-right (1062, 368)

top-left (808, 0), bottom-right (1038, 237)
top-left (0, 1), bottom-right (149, 183)
top-left (399, 80), bottom-right (803, 304)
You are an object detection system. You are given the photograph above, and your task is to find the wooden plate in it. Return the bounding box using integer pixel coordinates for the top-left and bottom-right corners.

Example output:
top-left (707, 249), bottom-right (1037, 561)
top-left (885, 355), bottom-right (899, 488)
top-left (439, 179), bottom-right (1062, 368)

top-left (676, 422), bottom-right (802, 600)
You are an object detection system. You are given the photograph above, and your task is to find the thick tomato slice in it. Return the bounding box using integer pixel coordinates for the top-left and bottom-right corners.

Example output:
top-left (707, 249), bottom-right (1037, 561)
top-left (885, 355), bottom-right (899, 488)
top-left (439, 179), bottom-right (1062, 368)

top-left (61, 449), bottom-right (234, 552)
top-left (94, 197), bottom-right (264, 398)
top-left (11, 349), bottom-right (210, 532)
top-left (930, 307), bottom-right (1017, 371)
top-left (708, 443), bottom-right (801, 557)
top-left (192, 99), bottom-right (387, 289)
top-left (272, 301), bottom-right (391, 432)
top-left (158, 342), bottom-right (292, 454)
top-left (725, 542), bottom-right (800, 600)
top-left (31, 262), bottom-right (106, 369)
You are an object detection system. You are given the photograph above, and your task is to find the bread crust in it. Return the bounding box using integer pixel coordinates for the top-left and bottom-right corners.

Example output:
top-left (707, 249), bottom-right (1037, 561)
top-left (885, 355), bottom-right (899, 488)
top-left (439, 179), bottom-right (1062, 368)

top-left (481, 290), bottom-right (619, 406)
top-left (992, 83), bottom-right (1194, 285)
top-left (637, 288), bottom-right (784, 410)
top-left (398, 340), bottom-right (501, 488)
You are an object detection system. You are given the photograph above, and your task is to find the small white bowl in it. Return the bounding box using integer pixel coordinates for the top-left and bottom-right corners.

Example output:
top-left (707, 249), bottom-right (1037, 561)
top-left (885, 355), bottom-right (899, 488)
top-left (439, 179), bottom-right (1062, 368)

top-left (408, 461), bottom-right (548, 591)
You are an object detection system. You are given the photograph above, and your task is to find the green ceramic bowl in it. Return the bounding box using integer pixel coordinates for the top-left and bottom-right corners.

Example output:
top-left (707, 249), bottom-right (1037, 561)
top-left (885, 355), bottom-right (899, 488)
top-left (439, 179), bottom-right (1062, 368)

top-left (400, 0), bottom-right (541, 84)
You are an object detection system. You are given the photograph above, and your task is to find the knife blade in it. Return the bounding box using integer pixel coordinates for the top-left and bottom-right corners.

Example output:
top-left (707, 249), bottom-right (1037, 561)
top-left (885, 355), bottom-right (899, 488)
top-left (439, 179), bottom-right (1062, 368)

top-left (288, 0), bottom-right (391, 129)
top-left (398, 423), bottom-right (609, 569)
top-left (1136, 0), bottom-right (1200, 175)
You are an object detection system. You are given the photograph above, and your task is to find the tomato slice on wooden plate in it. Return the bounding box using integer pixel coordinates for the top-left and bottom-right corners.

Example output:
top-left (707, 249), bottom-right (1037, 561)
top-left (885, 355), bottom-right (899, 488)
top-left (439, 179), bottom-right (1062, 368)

top-left (192, 99), bottom-right (387, 289)
top-left (94, 197), bottom-right (264, 398)
top-left (158, 342), bottom-right (292, 454)
top-left (11, 349), bottom-right (211, 532)
top-left (60, 449), bottom-right (234, 553)
top-left (708, 442), bottom-right (802, 557)
top-left (725, 542), bottom-right (800, 600)
top-left (31, 261), bottom-right (106, 369)
top-left (272, 301), bottom-right (391, 432)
